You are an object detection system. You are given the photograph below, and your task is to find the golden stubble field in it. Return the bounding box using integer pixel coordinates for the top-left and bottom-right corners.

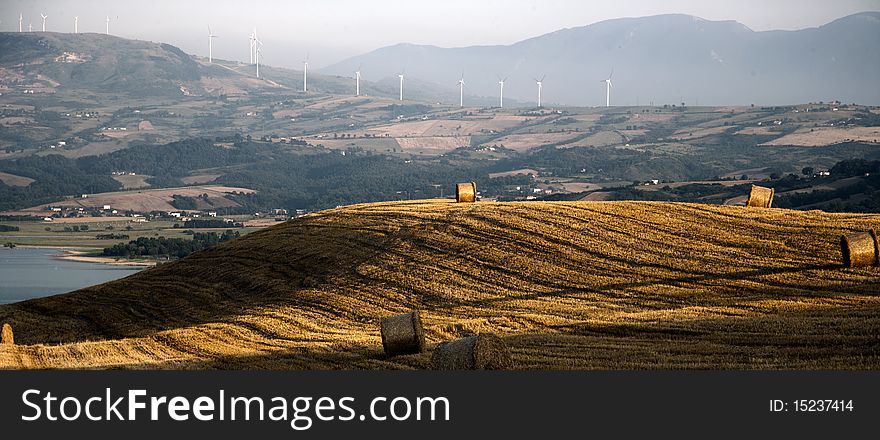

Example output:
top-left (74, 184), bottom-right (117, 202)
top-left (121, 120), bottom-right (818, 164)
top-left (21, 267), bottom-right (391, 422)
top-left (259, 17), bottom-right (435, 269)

top-left (0, 200), bottom-right (878, 369)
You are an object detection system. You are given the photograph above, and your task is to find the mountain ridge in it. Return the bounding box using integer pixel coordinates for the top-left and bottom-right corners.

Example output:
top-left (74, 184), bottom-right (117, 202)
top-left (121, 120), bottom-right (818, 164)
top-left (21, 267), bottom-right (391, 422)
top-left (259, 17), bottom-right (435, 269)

top-left (321, 12), bottom-right (880, 106)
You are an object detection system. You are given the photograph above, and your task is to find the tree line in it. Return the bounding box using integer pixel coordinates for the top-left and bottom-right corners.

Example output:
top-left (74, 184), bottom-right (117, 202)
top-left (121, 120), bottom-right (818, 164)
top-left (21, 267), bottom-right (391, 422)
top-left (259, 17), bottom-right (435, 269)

top-left (102, 230), bottom-right (240, 259)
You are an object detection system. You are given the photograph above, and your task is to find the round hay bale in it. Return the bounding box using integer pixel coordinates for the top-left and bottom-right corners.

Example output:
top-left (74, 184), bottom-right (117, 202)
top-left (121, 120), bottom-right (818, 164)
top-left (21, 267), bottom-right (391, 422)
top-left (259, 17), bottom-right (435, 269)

top-left (746, 185), bottom-right (775, 208)
top-left (380, 311), bottom-right (425, 357)
top-left (431, 333), bottom-right (512, 370)
top-left (840, 229), bottom-right (879, 268)
top-left (1, 323), bottom-right (13, 345)
top-left (455, 182), bottom-right (477, 203)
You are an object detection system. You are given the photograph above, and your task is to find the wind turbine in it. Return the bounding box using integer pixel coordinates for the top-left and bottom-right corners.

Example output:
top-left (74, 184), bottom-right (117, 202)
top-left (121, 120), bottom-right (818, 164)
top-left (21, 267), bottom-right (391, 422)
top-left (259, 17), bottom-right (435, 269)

top-left (458, 73), bottom-right (465, 108)
top-left (105, 16), bottom-right (110, 35)
top-left (254, 37), bottom-right (263, 78)
top-left (602, 69), bottom-right (613, 107)
top-left (40, 14), bottom-right (47, 32)
top-left (355, 66), bottom-right (361, 96)
top-left (535, 75), bottom-right (545, 107)
top-left (498, 76), bottom-right (507, 108)
top-left (302, 55), bottom-right (308, 92)
top-left (74, 16), bottom-right (78, 34)
top-left (398, 71), bottom-right (405, 101)
top-left (207, 26), bottom-right (218, 64)
top-left (19, 14), bottom-right (23, 32)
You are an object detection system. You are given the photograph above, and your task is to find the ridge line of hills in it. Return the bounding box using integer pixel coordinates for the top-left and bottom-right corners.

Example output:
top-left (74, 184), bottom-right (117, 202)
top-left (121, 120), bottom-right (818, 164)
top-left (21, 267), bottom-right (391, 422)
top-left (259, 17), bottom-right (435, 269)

top-left (321, 12), bottom-right (880, 106)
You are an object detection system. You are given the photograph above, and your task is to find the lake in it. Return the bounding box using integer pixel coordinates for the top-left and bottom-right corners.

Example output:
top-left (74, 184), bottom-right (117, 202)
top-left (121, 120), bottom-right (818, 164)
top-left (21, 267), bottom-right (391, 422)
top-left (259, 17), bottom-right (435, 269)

top-left (0, 247), bottom-right (143, 304)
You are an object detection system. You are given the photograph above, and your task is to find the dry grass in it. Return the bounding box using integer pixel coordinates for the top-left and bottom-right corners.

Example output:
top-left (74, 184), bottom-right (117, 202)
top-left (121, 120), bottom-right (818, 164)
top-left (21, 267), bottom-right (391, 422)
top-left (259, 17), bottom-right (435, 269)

top-left (629, 113), bottom-right (675, 123)
top-left (561, 131), bottom-right (624, 148)
top-left (487, 132), bottom-right (580, 152)
top-left (580, 192), bottom-right (613, 201)
top-left (488, 169), bottom-right (540, 178)
top-left (111, 174), bottom-right (152, 189)
top-left (760, 127), bottom-right (880, 147)
top-left (8, 185), bottom-right (254, 214)
top-left (395, 136), bottom-right (470, 153)
top-left (734, 126), bottom-right (774, 136)
top-left (670, 126), bottom-right (731, 140)
top-left (0, 200), bottom-right (878, 370)
top-left (367, 116), bottom-right (528, 138)
top-left (0, 116), bottom-right (36, 125)
top-left (180, 174), bottom-right (221, 185)
top-left (0, 171), bottom-right (35, 187)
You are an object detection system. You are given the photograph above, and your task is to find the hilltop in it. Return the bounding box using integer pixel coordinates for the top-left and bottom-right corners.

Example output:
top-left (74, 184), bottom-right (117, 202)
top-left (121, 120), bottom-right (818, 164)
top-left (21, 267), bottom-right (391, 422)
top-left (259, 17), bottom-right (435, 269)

top-left (1, 200), bottom-right (878, 369)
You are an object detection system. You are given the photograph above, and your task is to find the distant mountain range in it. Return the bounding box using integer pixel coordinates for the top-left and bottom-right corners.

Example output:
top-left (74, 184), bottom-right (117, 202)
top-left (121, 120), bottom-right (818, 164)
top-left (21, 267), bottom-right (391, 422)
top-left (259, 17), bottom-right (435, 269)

top-left (2, 13), bottom-right (877, 107)
top-left (321, 12), bottom-right (880, 106)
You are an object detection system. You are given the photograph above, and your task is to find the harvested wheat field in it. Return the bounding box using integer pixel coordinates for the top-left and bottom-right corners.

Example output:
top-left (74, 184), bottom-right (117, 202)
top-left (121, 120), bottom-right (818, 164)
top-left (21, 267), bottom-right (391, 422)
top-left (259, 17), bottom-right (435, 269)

top-left (0, 200), bottom-right (878, 370)
top-left (0, 171), bottom-right (36, 187)
top-left (759, 126), bottom-right (880, 147)
top-left (483, 132), bottom-right (581, 152)
top-left (9, 185), bottom-right (254, 214)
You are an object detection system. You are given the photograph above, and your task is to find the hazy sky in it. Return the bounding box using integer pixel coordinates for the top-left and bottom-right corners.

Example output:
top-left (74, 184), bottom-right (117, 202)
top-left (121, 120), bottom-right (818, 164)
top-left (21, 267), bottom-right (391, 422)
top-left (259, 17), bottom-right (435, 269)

top-left (2, 0), bottom-right (879, 68)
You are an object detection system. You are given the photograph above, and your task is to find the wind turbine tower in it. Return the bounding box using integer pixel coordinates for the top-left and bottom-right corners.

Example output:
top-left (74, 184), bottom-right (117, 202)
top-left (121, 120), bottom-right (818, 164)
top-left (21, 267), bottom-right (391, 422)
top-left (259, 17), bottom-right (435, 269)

top-left (19, 14), bottom-right (23, 32)
top-left (535, 75), bottom-right (545, 107)
top-left (254, 37), bottom-right (263, 78)
top-left (355, 69), bottom-right (361, 96)
top-left (398, 73), bottom-right (404, 101)
top-left (498, 77), bottom-right (507, 108)
top-left (207, 26), bottom-right (218, 64)
top-left (303, 57), bottom-right (308, 92)
top-left (74, 16), bottom-right (78, 34)
top-left (458, 74), bottom-right (465, 108)
top-left (105, 16), bottom-right (110, 35)
top-left (602, 69), bottom-right (613, 107)
top-left (40, 14), bottom-right (47, 32)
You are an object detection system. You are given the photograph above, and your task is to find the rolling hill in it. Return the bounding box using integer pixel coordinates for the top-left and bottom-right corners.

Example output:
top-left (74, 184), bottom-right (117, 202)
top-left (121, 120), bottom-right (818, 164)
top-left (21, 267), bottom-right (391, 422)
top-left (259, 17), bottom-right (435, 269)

top-left (0, 32), bottom-right (203, 98)
top-left (0, 31), bottom-right (466, 102)
top-left (1, 200), bottom-right (878, 369)
top-left (321, 12), bottom-right (880, 106)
